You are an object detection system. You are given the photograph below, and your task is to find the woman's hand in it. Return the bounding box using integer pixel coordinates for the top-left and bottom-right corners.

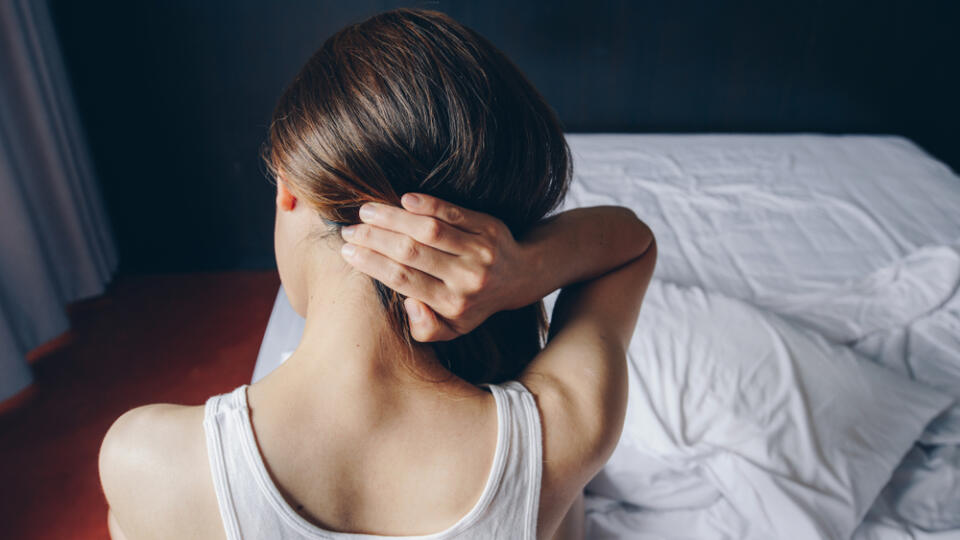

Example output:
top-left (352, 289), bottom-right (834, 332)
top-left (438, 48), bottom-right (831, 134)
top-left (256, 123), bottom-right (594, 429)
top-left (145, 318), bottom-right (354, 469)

top-left (339, 193), bottom-right (529, 342)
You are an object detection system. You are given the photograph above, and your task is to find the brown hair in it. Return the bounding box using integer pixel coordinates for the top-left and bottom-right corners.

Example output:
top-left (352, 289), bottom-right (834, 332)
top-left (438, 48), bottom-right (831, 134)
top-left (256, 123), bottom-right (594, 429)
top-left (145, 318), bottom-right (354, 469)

top-left (261, 8), bottom-right (571, 385)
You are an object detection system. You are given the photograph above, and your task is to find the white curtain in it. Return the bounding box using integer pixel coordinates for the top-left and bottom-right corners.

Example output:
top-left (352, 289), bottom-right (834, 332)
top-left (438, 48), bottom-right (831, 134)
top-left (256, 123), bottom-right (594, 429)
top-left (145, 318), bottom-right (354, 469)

top-left (0, 0), bottom-right (118, 402)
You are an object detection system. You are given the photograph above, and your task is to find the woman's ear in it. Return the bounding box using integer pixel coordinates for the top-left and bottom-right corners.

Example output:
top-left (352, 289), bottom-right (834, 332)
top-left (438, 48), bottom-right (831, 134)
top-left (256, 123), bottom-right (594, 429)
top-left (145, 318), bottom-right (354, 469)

top-left (276, 177), bottom-right (297, 211)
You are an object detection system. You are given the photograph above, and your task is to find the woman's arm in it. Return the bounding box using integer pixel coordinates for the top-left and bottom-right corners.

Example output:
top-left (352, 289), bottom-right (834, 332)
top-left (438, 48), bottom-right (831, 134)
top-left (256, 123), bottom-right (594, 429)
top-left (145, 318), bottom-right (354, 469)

top-left (521, 236), bottom-right (656, 539)
top-left (508, 205), bottom-right (654, 310)
top-left (338, 194), bottom-right (653, 340)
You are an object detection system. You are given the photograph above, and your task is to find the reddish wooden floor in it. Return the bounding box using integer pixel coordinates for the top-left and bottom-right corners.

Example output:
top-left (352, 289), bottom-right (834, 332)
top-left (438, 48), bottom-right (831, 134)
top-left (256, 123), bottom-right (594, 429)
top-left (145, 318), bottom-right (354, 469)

top-left (0, 271), bottom-right (280, 539)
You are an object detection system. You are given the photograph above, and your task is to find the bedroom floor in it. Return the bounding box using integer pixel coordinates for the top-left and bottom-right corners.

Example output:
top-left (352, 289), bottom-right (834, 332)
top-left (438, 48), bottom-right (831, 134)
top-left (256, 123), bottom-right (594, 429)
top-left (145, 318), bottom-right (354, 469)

top-left (0, 271), bottom-right (280, 539)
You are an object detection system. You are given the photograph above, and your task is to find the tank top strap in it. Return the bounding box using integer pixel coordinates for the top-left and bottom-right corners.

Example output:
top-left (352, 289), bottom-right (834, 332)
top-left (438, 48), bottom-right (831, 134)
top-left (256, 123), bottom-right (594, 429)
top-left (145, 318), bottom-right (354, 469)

top-left (202, 386), bottom-right (248, 540)
top-left (205, 384), bottom-right (319, 539)
top-left (480, 380), bottom-right (544, 538)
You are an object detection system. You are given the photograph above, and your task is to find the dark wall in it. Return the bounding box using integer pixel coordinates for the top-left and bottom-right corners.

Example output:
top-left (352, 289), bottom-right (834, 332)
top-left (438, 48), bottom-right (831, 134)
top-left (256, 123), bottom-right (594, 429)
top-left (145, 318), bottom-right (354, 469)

top-left (48, 0), bottom-right (960, 273)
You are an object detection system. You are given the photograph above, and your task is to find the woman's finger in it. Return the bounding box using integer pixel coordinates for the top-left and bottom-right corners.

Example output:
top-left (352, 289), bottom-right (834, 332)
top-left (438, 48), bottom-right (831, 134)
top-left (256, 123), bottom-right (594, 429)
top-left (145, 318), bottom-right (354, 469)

top-left (404, 298), bottom-right (460, 342)
top-left (359, 202), bottom-right (473, 255)
top-left (400, 193), bottom-right (491, 234)
top-left (340, 244), bottom-right (449, 308)
top-left (342, 223), bottom-right (456, 281)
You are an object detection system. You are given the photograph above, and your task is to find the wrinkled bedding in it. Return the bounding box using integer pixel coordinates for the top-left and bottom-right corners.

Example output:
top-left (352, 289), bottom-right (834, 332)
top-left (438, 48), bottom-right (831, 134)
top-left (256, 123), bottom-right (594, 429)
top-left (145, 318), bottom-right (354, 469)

top-left (558, 134), bottom-right (960, 539)
top-left (569, 279), bottom-right (954, 539)
top-left (252, 134), bottom-right (960, 539)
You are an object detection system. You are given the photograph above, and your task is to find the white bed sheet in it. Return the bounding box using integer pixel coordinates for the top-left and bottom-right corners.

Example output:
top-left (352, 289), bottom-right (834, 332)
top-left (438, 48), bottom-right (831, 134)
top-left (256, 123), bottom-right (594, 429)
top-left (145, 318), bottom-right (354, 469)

top-left (561, 134), bottom-right (960, 297)
top-left (251, 134), bottom-right (960, 539)
top-left (569, 278), bottom-right (956, 540)
top-left (559, 134), bottom-right (960, 445)
top-left (559, 134), bottom-right (960, 539)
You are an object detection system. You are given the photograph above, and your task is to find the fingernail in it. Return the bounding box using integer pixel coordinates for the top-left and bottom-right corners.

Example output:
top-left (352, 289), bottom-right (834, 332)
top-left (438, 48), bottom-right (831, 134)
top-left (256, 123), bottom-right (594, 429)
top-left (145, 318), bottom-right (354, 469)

top-left (341, 225), bottom-right (355, 239)
top-left (359, 204), bottom-right (377, 221)
top-left (402, 193), bottom-right (420, 207)
top-left (407, 301), bottom-right (422, 321)
top-left (341, 243), bottom-right (355, 257)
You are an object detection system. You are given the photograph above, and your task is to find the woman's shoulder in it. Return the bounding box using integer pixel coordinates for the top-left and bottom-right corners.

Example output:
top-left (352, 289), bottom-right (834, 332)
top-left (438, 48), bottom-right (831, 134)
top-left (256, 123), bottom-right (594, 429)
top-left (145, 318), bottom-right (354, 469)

top-left (99, 400), bottom-right (225, 539)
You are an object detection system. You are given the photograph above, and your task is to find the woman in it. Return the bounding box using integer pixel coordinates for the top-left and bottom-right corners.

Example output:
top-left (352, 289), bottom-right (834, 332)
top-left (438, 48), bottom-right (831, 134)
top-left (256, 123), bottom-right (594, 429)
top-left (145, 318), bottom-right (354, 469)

top-left (99, 8), bottom-right (656, 540)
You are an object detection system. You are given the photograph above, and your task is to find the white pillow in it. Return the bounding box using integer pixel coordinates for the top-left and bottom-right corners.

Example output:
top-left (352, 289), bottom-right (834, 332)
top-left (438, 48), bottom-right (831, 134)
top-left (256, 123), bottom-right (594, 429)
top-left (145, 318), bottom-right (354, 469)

top-left (583, 280), bottom-right (952, 540)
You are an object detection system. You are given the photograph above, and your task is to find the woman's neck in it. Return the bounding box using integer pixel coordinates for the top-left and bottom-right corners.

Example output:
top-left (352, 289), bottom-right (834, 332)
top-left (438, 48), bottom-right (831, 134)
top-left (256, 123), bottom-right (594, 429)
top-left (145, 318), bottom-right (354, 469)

top-left (256, 274), bottom-right (481, 412)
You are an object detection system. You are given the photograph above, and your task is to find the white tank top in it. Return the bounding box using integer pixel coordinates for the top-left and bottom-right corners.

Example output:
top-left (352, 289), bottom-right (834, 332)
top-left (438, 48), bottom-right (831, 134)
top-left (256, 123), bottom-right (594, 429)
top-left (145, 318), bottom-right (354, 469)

top-left (202, 381), bottom-right (544, 539)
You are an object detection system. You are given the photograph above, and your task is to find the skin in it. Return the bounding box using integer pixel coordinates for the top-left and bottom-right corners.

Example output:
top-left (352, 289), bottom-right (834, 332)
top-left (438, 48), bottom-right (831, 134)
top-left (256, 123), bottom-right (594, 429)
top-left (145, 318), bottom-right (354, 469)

top-left (98, 180), bottom-right (657, 540)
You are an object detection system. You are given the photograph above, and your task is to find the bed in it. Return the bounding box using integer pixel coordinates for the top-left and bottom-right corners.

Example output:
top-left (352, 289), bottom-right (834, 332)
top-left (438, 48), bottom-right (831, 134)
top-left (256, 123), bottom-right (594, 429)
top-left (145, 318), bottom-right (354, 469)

top-left (251, 134), bottom-right (960, 539)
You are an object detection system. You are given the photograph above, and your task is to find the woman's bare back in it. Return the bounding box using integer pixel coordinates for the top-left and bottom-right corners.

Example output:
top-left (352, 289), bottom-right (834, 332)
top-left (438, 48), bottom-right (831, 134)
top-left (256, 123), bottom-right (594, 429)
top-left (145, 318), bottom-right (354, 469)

top-left (244, 378), bottom-right (501, 536)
